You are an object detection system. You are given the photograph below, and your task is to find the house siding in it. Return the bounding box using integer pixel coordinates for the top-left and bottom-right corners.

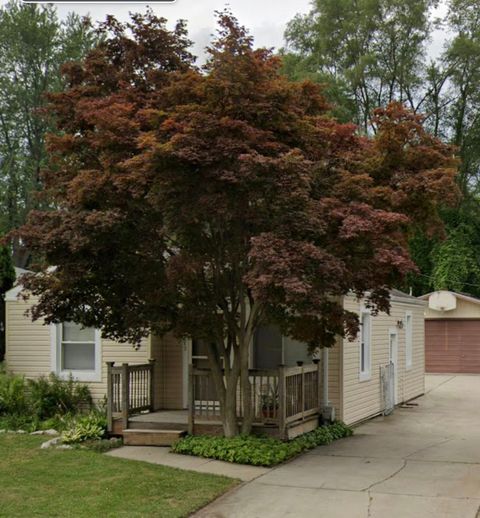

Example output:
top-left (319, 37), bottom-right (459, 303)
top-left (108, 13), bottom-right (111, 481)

top-left (342, 294), bottom-right (425, 426)
top-left (5, 296), bottom-right (150, 403)
top-left (326, 337), bottom-right (342, 420)
top-left (151, 333), bottom-right (185, 410)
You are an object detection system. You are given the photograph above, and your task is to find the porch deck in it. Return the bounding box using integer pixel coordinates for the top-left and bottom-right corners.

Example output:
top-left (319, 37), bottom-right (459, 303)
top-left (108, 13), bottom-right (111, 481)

top-left (107, 361), bottom-right (325, 441)
top-left (130, 409), bottom-right (189, 426)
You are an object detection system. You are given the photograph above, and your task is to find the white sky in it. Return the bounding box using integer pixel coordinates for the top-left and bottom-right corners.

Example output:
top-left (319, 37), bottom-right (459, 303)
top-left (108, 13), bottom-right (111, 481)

top-left (1, 0), bottom-right (449, 62)
top-left (54, 0), bottom-right (313, 60)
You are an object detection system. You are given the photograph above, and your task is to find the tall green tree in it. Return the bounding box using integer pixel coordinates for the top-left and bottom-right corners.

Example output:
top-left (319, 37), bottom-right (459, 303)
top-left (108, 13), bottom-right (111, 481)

top-left (0, 244), bottom-right (15, 361)
top-left (284, 0), bottom-right (436, 133)
top-left (0, 2), bottom-right (98, 265)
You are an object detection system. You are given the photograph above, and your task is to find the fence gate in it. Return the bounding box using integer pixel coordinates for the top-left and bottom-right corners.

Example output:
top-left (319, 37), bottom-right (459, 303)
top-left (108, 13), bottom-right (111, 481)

top-left (380, 362), bottom-right (395, 415)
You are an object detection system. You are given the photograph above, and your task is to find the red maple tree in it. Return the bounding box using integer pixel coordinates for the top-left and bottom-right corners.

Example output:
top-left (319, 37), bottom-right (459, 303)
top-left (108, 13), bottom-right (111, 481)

top-left (16, 11), bottom-right (458, 435)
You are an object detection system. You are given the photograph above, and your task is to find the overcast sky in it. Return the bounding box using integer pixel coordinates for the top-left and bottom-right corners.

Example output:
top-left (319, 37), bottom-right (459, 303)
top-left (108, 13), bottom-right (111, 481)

top-left (1, 0), bottom-right (449, 62)
top-left (53, 0), bottom-right (313, 60)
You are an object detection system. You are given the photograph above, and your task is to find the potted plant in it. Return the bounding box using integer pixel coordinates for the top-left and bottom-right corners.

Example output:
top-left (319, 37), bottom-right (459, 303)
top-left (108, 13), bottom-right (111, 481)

top-left (261, 391), bottom-right (278, 419)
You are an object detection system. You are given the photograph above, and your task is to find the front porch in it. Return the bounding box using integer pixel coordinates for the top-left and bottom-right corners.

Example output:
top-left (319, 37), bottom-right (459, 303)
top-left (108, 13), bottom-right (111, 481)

top-left (106, 360), bottom-right (328, 444)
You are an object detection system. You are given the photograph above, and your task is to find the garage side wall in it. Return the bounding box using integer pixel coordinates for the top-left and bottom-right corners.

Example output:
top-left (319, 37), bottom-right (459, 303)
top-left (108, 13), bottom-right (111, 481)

top-left (342, 295), bottom-right (425, 426)
top-left (5, 296), bottom-right (149, 403)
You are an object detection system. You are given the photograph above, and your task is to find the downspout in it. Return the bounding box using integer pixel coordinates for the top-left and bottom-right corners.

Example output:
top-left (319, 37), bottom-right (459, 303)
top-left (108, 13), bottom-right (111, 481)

top-left (321, 347), bottom-right (335, 423)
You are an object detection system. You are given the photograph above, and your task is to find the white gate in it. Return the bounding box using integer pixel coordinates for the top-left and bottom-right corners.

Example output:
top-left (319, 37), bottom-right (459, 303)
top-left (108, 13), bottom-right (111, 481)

top-left (381, 362), bottom-right (395, 415)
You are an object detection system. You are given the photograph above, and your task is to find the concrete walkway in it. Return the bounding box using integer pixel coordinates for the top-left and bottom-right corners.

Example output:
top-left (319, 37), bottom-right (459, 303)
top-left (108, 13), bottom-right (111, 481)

top-left (107, 445), bottom-right (269, 482)
top-left (196, 374), bottom-right (480, 518)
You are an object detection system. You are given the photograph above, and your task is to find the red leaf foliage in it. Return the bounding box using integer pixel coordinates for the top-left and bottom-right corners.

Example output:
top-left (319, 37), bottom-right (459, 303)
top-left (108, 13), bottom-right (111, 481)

top-left (14, 12), bottom-right (459, 347)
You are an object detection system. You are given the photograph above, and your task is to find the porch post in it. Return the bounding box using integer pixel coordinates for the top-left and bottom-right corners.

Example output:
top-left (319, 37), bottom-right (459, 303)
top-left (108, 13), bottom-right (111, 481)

top-left (314, 358), bottom-right (321, 412)
top-left (106, 361), bottom-right (115, 432)
top-left (322, 348), bottom-right (329, 407)
top-left (277, 365), bottom-right (286, 440)
top-left (301, 364), bottom-right (305, 421)
top-left (148, 358), bottom-right (155, 411)
top-left (121, 363), bottom-right (130, 431)
top-left (187, 363), bottom-right (194, 435)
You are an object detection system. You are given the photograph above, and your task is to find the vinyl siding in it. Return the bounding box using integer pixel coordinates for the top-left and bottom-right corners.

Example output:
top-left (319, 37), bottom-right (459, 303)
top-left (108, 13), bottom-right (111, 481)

top-left (5, 297), bottom-right (150, 403)
top-left (151, 333), bottom-right (185, 410)
top-left (326, 337), bottom-right (342, 420)
top-left (342, 294), bottom-right (425, 426)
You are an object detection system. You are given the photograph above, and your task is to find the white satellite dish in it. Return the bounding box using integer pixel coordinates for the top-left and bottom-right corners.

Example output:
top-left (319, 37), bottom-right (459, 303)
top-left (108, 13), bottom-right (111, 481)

top-left (428, 291), bottom-right (457, 312)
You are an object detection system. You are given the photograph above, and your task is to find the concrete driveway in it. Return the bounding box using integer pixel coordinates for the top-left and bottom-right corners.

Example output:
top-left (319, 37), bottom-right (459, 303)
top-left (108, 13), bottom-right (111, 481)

top-left (196, 375), bottom-right (480, 518)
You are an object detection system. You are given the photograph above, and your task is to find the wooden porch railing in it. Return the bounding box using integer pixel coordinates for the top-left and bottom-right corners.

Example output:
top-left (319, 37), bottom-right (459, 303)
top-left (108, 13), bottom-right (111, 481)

top-left (106, 360), bottom-right (155, 432)
top-left (188, 362), bottom-right (321, 438)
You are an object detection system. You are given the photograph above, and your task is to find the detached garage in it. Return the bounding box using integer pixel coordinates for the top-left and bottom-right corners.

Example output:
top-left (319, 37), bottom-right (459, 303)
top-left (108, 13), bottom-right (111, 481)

top-left (420, 290), bottom-right (480, 373)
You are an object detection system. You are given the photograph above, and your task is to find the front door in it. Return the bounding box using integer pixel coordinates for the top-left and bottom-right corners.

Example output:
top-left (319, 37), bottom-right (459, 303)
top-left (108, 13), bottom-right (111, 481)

top-left (389, 329), bottom-right (398, 404)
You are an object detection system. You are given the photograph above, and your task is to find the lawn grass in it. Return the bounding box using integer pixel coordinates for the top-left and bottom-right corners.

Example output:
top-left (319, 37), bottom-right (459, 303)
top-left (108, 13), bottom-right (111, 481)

top-left (0, 433), bottom-right (236, 517)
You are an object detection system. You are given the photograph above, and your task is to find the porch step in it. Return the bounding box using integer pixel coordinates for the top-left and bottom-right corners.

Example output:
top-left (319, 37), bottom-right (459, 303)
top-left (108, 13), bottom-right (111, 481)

top-left (122, 429), bottom-right (186, 447)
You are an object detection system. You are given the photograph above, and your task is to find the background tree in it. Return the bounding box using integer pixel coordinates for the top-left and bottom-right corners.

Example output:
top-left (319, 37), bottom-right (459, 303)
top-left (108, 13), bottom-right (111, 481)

top-left (0, 244), bottom-right (15, 360)
top-left (284, 0), bottom-right (436, 133)
top-left (0, 1), bottom-right (97, 265)
top-left (15, 12), bottom-right (457, 436)
top-left (283, 0), bottom-right (480, 296)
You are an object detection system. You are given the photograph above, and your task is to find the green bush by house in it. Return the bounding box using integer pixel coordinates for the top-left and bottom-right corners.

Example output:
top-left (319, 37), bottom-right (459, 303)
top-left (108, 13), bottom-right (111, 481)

top-left (172, 422), bottom-right (353, 467)
top-left (62, 411), bottom-right (107, 444)
top-left (0, 369), bottom-right (93, 431)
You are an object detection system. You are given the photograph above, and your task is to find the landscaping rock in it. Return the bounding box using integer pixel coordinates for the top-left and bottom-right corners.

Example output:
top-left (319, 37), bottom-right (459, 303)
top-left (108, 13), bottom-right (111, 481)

top-left (40, 437), bottom-right (62, 449)
top-left (31, 429), bottom-right (58, 436)
top-left (16, 430), bottom-right (26, 434)
top-left (56, 444), bottom-right (72, 450)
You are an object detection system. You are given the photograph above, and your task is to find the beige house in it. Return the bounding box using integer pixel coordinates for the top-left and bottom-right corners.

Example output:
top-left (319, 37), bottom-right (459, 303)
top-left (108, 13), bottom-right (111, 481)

top-left (4, 275), bottom-right (425, 442)
top-left (421, 290), bottom-right (480, 374)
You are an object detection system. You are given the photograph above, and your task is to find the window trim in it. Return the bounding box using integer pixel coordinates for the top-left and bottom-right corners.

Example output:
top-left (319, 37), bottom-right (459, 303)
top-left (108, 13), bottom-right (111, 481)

top-left (359, 310), bottom-right (372, 382)
top-left (51, 323), bottom-right (101, 382)
top-left (405, 310), bottom-right (413, 370)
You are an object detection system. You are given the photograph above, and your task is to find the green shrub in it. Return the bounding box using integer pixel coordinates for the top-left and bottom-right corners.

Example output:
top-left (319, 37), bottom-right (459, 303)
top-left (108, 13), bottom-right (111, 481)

top-left (0, 373), bottom-right (30, 416)
top-left (0, 371), bottom-right (93, 430)
top-left (172, 421), bottom-right (353, 467)
top-left (61, 411), bottom-right (107, 444)
top-left (28, 374), bottom-right (92, 419)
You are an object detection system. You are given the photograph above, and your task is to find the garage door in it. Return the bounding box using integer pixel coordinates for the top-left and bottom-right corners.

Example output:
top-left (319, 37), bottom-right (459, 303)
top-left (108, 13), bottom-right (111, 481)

top-left (425, 319), bottom-right (480, 373)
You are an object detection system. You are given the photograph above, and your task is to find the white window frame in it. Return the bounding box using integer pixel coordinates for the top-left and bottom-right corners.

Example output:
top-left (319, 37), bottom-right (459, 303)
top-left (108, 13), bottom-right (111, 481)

top-left (405, 311), bottom-right (413, 370)
top-left (51, 323), bottom-right (101, 382)
top-left (359, 310), bottom-right (372, 381)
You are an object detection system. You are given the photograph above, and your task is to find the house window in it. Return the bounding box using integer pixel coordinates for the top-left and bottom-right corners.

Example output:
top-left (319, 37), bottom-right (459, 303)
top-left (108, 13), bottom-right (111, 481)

top-left (52, 322), bottom-right (101, 382)
top-left (405, 312), bottom-right (413, 369)
top-left (253, 325), bottom-right (311, 369)
top-left (359, 312), bottom-right (371, 381)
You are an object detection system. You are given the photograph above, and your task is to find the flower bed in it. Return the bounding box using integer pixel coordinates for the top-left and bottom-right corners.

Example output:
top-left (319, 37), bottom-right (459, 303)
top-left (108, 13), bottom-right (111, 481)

top-left (171, 421), bottom-right (353, 467)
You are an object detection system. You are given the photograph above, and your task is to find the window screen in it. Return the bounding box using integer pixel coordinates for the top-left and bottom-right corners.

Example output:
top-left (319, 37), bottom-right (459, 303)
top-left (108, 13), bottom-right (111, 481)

top-left (61, 322), bottom-right (96, 371)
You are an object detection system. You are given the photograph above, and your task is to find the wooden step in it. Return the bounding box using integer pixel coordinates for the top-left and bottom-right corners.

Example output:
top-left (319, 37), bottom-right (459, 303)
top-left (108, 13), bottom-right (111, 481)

top-left (127, 420), bottom-right (188, 432)
top-left (122, 429), bottom-right (186, 447)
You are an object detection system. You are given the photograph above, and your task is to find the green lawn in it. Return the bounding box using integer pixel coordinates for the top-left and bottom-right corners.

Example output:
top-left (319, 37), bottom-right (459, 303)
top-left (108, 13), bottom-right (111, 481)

top-left (0, 434), bottom-right (236, 517)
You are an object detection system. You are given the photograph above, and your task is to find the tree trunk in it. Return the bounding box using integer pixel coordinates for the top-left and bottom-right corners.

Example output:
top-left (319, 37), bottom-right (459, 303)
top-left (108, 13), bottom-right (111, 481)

top-left (206, 341), bottom-right (240, 437)
top-left (223, 380), bottom-right (239, 437)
